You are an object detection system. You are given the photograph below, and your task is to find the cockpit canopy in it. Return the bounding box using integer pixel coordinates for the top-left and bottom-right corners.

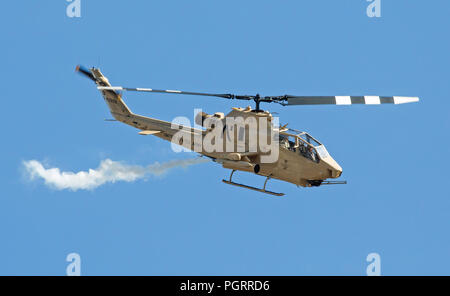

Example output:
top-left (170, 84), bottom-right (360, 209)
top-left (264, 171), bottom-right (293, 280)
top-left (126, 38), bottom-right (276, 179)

top-left (279, 129), bottom-right (330, 162)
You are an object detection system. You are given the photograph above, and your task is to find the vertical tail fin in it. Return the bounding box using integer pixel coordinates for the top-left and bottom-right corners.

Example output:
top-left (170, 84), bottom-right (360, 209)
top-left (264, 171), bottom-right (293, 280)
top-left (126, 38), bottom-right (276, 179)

top-left (76, 65), bottom-right (132, 120)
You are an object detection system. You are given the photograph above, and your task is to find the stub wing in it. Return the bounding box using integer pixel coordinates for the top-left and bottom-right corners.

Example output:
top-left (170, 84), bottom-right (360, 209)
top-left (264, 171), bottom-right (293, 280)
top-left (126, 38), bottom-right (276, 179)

top-left (138, 130), bottom-right (161, 136)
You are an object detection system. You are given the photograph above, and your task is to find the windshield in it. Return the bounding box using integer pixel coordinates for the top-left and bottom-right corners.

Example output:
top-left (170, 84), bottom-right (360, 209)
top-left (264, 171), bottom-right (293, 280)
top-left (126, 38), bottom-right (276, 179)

top-left (298, 133), bottom-right (321, 147)
top-left (279, 131), bottom-right (329, 162)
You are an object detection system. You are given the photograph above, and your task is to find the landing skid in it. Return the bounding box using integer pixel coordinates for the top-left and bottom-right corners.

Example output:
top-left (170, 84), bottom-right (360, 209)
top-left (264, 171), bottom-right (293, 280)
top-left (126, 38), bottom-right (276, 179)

top-left (222, 170), bottom-right (285, 197)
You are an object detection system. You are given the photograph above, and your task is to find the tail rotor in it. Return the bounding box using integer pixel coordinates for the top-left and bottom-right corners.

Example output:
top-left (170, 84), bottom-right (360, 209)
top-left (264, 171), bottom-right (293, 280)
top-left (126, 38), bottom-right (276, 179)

top-left (75, 65), bottom-right (96, 82)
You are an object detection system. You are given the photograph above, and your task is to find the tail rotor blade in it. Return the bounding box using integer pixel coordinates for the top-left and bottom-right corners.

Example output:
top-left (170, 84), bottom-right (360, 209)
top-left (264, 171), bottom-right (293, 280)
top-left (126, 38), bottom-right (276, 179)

top-left (75, 65), bottom-right (96, 82)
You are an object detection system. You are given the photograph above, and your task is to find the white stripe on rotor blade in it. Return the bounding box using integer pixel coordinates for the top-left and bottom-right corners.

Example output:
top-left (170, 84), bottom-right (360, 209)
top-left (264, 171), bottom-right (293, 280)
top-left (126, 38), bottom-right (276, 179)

top-left (393, 96), bottom-right (420, 104)
top-left (364, 96), bottom-right (381, 105)
top-left (335, 96), bottom-right (352, 105)
top-left (97, 86), bottom-right (123, 90)
top-left (166, 90), bottom-right (182, 93)
top-left (136, 88), bottom-right (153, 91)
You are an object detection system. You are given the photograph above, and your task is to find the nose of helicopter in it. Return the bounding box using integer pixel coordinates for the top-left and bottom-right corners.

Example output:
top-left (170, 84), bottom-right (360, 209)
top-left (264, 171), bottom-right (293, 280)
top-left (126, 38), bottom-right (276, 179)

top-left (333, 164), bottom-right (343, 178)
top-left (322, 157), bottom-right (343, 178)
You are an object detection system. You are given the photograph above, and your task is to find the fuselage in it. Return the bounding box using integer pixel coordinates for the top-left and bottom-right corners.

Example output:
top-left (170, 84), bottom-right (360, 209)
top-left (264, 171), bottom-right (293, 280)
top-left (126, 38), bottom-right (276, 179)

top-left (91, 67), bottom-right (343, 188)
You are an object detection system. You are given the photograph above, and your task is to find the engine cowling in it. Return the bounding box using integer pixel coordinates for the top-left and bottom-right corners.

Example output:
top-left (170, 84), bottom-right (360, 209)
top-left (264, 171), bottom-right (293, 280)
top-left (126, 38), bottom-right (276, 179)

top-left (195, 112), bottom-right (225, 128)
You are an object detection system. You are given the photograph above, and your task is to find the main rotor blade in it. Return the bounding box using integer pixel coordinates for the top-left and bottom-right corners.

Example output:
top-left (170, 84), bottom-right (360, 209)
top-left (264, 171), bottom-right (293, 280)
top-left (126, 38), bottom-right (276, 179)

top-left (97, 86), bottom-right (253, 101)
top-left (284, 96), bottom-right (419, 106)
top-left (97, 84), bottom-right (419, 107)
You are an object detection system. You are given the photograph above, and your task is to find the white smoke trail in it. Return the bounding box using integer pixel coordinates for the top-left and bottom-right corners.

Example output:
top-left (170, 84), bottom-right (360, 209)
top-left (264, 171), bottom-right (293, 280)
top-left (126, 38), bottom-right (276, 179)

top-left (22, 158), bottom-right (209, 191)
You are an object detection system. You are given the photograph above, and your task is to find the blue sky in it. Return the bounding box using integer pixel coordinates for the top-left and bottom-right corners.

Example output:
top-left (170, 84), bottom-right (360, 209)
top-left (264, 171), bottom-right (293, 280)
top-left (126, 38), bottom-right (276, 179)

top-left (1, 0), bottom-right (449, 275)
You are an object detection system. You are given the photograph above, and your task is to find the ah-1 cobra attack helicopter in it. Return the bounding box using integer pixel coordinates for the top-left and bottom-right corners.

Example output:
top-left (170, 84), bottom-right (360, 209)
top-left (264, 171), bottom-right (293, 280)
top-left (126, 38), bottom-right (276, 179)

top-left (76, 65), bottom-right (419, 196)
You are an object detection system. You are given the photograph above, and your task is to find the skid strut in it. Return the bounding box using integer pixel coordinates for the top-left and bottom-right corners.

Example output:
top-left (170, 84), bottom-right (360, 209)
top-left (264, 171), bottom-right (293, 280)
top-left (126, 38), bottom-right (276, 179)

top-left (222, 170), bottom-right (285, 197)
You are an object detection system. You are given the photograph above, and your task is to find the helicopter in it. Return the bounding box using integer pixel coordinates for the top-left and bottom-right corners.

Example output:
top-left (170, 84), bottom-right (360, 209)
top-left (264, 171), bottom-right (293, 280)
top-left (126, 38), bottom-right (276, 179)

top-left (75, 65), bottom-right (419, 196)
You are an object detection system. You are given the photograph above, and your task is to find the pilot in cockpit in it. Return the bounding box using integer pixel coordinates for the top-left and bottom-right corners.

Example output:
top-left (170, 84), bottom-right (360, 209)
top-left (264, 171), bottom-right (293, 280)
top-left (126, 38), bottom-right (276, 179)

top-left (307, 146), bottom-right (316, 162)
top-left (280, 135), bottom-right (290, 149)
